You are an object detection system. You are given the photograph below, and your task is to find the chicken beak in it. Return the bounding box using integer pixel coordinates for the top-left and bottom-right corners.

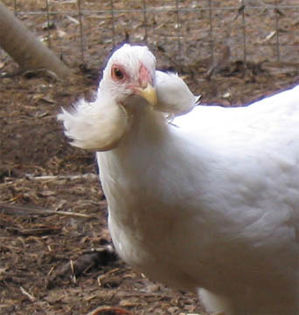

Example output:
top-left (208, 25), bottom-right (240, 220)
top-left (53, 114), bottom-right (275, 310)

top-left (135, 83), bottom-right (157, 107)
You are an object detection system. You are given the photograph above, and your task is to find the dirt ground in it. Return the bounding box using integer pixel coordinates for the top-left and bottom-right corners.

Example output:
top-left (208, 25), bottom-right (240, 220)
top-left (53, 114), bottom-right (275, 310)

top-left (0, 1), bottom-right (299, 314)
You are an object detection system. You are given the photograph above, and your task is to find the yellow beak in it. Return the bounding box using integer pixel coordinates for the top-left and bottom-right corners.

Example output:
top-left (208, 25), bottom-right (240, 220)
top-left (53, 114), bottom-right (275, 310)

top-left (135, 83), bottom-right (157, 107)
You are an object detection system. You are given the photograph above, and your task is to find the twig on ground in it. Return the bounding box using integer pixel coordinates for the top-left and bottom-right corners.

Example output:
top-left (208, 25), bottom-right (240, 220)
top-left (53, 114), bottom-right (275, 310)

top-left (20, 286), bottom-right (36, 302)
top-left (25, 173), bottom-right (98, 181)
top-left (0, 203), bottom-right (96, 218)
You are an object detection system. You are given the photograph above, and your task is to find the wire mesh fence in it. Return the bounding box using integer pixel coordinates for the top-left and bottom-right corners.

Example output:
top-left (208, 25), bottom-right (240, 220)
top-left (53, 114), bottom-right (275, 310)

top-left (2, 0), bottom-right (299, 70)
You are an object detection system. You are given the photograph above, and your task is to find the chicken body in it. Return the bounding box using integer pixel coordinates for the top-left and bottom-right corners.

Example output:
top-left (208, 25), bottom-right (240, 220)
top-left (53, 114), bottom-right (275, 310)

top-left (59, 44), bottom-right (299, 315)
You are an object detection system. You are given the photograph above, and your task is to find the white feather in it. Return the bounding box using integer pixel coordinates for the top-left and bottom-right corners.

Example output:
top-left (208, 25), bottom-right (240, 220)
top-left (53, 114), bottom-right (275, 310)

top-left (98, 84), bottom-right (299, 315)
top-left (155, 70), bottom-right (200, 115)
top-left (57, 97), bottom-right (128, 151)
top-left (59, 44), bottom-right (299, 315)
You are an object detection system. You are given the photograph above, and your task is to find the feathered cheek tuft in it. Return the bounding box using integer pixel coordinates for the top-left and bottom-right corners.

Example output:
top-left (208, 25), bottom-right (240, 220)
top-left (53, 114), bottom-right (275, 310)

top-left (92, 103), bottom-right (129, 151)
top-left (155, 71), bottom-right (200, 116)
top-left (58, 101), bottom-right (129, 152)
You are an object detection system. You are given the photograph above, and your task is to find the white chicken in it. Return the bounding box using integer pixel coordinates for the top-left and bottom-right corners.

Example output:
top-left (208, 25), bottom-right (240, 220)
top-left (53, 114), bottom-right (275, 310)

top-left (58, 44), bottom-right (299, 315)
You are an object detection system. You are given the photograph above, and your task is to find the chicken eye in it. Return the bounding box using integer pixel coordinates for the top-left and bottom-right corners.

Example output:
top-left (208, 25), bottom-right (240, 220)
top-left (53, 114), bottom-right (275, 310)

top-left (112, 67), bottom-right (124, 81)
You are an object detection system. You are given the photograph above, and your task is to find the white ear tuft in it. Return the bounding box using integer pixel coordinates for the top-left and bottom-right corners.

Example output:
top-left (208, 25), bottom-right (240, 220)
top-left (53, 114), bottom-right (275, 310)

top-left (57, 98), bottom-right (128, 151)
top-left (155, 71), bottom-right (198, 116)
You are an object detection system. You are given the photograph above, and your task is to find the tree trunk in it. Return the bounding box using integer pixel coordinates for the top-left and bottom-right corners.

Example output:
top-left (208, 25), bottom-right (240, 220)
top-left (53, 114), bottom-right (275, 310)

top-left (0, 2), bottom-right (70, 79)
